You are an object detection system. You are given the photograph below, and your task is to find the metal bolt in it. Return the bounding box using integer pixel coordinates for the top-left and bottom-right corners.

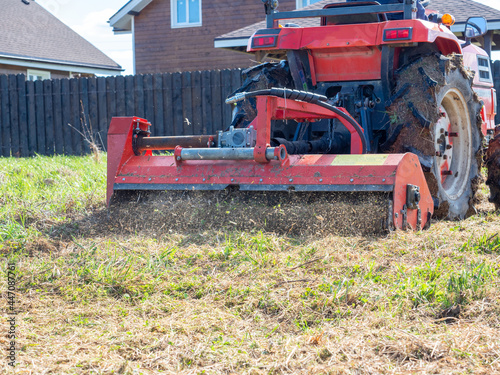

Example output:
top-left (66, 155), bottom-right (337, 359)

top-left (395, 213), bottom-right (399, 218)
top-left (203, 178), bottom-right (206, 182)
top-left (319, 179), bottom-right (323, 182)
top-left (231, 178), bottom-right (234, 182)
top-left (176, 156), bottom-right (181, 161)
top-left (260, 179), bottom-right (263, 182)
top-left (350, 178), bottom-right (354, 182)
top-left (289, 179), bottom-right (293, 182)
top-left (175, 178), bottom-right (179, 181)
top-left (122, 178), bottom-right (125, 181)
top-left (148, 178), bottom-right (152, 181)
top-left (382, 178), bottom-right (386, 182)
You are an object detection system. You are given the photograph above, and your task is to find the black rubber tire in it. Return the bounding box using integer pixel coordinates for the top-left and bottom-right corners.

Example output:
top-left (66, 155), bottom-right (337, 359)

top-left (486, 126), bottom-right (500, 210)
top-left (387, 54), bottom-right (483, 219)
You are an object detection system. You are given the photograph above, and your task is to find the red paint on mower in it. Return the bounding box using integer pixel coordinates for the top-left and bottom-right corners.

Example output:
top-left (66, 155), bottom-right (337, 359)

top-left (107, 95), bottom-right (433, 231)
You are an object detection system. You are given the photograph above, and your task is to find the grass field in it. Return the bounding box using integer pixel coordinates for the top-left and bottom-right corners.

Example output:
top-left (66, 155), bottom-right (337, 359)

top-left (1, 154), bottom-right (500, 374)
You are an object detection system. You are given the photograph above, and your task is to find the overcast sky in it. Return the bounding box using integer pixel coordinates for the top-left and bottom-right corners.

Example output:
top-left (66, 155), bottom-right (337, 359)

top-left (34, 0), bottom-right (500, 76)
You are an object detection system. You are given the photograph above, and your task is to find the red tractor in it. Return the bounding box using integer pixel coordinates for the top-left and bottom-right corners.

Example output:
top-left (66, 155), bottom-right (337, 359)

top-left (107, 0), bottom-right (499, 234)
top-left (235, 0), bottom-right (498, 218)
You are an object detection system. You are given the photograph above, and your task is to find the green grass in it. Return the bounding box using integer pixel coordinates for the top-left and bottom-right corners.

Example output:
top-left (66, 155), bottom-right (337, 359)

top-left (0, 154), bottom-right (500, 374)
top-left (0, 154), bottom-right (105, 249)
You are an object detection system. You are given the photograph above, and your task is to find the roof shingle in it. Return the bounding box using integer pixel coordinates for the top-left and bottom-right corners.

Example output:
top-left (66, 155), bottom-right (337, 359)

top-left (0, 0), bottom-right (121, 71)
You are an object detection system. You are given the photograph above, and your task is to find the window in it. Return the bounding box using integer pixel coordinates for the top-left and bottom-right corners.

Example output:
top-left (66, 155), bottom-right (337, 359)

top-left (171, 0), bottom-right (201, 28)
top-left (27, 69), bottom-right (50, 81)
top-left (296, 0), bottom-right (322, 9)
top-left (477, 56), bottom-right (492, 83)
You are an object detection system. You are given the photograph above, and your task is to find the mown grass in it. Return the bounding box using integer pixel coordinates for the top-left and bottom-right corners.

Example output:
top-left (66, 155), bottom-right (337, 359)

top-left (1, 155), bottom-right (500, 374)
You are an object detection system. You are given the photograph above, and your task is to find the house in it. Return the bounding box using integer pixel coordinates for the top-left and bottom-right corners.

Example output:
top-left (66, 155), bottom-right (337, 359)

top-left (109, 0), bottom-right (320, 73)
top-left (0, 0), bottom-right (122, 80)
top-left (215, 0), bottom-right (500, 58)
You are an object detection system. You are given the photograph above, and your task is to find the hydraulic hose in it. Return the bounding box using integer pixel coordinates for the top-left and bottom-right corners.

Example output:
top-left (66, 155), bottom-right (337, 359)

top-left (226, 87), bottom-right (367, 154)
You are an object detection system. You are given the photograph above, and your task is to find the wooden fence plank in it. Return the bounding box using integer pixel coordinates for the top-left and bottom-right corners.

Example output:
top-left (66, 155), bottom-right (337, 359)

top-left (125, 75), bottom-right (135, 116)
top-left (97, 77), bottom-right (108, 151)
top-left (134, 74), bottom-right (145, 118)
top-left (201, 70), bottom-right (213, 135)
top-left (221, 70), bottom-right (232, 130)
top-left (26, 80), bottom-right (37, 156)
top-left (231, 69), bottom-right (242, 93)
top-left (52, 80), bottom-right (64, 155)
top-left (43, 79), bottom-right (55, 155)
top-left (17, 75), bottom-right (28, 157)
top-left (106, 76), bottom-right (117, 120)
top-left (182, 72), bottom-right (193, 135)
top-left (116, 75), bottom-right (126, 118)
top-left (153, 73), bottom-right (164, 136)
top-left (88, 77), bottom-right (100, 150)
top-left (144, 74), bottom-right (154, 125)
top-left (0, 75), bottom-right (11, 157)
top-left (35, 80), bottom-right (46, 155)
top-left (79, 78), bottom-right (90, 154)
top-left (8, 75), bottom-right (20, 157)
top-left (70, 78), bottom-right (82, 155)
top-left (162, 73), bottom-right (174, 136)
top-left (172, 73), bottom-right (183, 136)
top-left (61, 79), bottom-right (73, 155)
top-left (192, 71), bottom-right (202, 135)
top-left (210, 70), bottom-right (222, 132)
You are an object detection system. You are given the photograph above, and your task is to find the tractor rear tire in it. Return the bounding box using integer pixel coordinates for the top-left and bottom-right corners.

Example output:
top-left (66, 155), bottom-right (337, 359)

top-left (486, 126), bottom-right (500, 210)
top-left (387, 54), bottom-right (483, 219)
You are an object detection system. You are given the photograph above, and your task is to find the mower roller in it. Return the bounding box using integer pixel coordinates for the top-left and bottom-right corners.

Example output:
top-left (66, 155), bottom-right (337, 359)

top-left (107, 92), bottom-right (433, 235)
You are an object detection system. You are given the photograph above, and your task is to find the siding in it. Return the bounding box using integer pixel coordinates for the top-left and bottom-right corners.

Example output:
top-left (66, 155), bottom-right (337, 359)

top-left (134, 0), bottom-right (297, 73)
top-left (0, 64), bottom-right (70, 79)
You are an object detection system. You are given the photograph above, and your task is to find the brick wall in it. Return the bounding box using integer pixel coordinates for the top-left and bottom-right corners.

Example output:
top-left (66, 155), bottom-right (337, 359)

top-left (134, 0), bottom-right (297, 73)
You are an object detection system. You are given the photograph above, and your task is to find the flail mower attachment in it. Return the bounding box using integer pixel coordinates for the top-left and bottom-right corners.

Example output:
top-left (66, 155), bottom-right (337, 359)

top-left (107, 92), bottom-right (433, 235)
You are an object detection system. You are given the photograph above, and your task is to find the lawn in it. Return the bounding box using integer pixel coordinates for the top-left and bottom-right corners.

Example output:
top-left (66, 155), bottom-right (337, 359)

top-left (1, 154), bottom-right (499, 374)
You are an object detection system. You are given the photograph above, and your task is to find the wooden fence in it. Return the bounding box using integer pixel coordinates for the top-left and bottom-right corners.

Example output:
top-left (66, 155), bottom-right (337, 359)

top-left (2, 62), bottom-right (500, 158)
top-left (0, 69), bottom-right (243, 157)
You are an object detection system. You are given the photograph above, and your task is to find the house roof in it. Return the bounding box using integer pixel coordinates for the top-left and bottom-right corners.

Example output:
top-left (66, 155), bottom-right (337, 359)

top-left (214, 0), bottom-right (500, 49)
top-left (0, 0), bottom-right (122, 74)
top-left (109, 0), bottom-right (152, 33)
